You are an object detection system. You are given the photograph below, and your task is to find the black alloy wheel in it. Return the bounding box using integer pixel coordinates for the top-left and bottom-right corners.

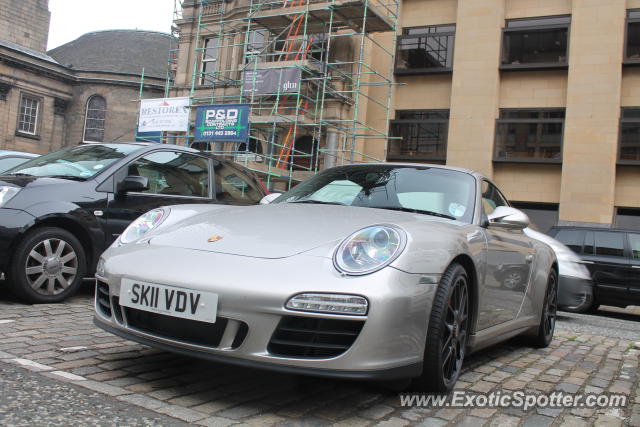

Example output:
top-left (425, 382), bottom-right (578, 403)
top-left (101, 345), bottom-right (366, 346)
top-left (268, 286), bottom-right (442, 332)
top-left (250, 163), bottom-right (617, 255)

top-left (412, 262), bottom-right (470, 392)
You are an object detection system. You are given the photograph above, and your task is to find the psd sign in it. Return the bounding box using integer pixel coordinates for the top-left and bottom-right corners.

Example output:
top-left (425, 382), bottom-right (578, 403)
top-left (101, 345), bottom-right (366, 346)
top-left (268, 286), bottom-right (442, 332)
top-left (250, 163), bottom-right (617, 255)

top-left (194, 104), bottom-right (250, 143)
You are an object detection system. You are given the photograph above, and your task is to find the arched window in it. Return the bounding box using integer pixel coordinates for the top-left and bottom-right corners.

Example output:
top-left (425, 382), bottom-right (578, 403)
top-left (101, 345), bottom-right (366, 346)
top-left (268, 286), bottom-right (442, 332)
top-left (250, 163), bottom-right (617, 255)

top-left (83, 95), bottom-right (107, 142)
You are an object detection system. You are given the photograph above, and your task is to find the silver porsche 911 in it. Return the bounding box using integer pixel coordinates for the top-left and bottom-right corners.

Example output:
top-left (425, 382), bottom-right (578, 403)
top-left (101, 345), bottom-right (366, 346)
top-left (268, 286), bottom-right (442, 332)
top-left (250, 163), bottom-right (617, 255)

top-left (94, 164), bottom-right (557, 392)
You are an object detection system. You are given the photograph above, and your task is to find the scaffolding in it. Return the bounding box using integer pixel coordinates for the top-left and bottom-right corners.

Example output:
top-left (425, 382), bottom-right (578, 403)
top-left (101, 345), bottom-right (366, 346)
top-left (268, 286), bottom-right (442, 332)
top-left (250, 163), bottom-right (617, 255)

top-left (169, 0), bottom-right (399, 190)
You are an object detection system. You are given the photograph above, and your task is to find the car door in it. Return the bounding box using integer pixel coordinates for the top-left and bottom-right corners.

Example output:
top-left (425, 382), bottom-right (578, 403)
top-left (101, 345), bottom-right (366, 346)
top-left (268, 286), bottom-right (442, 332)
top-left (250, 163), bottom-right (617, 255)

top-left (581, 230), bottom-right (630, 306)
top-left (478, 180), bottom-right (534, 329)
top-left (625, 233), bottom-right (640, 304)
top-left (104, 150), bottom-right (214, 246)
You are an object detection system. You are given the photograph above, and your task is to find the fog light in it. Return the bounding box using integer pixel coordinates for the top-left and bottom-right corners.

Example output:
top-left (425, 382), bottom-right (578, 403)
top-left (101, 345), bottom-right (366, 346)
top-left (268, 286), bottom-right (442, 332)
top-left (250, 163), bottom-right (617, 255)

top-left (286, 293), bottom-right (368, 315)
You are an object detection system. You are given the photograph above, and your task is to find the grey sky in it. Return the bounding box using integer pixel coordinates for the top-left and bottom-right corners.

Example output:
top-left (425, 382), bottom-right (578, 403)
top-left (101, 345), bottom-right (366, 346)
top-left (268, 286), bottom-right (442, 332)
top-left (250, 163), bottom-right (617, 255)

top-left (47, 0), bottom-right (175, 50)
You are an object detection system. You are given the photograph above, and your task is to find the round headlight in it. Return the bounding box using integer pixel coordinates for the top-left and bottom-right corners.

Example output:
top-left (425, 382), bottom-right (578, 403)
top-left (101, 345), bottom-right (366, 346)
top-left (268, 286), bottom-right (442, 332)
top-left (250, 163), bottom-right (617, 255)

top-left (334, 225), bottom-right (406, 275)
top-left (119, 208), bottom-right (168, 245)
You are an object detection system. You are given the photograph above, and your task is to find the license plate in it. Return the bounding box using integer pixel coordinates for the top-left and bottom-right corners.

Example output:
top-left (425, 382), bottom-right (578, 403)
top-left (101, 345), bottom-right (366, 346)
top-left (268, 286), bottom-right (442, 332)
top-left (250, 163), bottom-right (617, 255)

top-left (119, 278), bottom-right (218, 323)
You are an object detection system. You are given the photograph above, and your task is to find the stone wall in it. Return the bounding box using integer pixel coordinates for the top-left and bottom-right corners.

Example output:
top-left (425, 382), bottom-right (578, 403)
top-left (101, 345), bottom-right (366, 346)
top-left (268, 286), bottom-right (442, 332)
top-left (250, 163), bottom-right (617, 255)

top-left (0, 0), bottom-right (51, 52)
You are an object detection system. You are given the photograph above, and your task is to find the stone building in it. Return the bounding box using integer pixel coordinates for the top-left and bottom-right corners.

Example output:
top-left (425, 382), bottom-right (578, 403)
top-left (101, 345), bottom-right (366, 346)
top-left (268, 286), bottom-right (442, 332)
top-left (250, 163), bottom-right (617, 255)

top-left (0, 0), bottom-right (173, 154)
top-left (379, 0), bottom-right (640, 230)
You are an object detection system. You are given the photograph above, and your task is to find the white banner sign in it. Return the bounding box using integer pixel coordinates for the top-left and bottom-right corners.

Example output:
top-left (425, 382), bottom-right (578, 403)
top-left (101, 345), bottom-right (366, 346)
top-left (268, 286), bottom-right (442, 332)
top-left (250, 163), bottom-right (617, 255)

top-left (138, 97), bottom-right (190, 132)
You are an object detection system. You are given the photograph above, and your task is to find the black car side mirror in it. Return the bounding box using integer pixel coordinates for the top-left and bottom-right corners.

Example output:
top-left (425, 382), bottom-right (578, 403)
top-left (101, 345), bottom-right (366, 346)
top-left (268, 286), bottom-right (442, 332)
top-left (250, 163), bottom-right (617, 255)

top-left (117, 176), bottom-right (149, 194)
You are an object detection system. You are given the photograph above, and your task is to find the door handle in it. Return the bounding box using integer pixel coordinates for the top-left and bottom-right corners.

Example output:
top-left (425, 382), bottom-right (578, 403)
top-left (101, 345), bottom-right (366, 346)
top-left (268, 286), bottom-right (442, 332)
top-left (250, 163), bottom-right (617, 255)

top-left (633, 266), bottom-right (640, 269)
top-left (526, 254), bottom-right (534, 264)
top-left (577, 260), bottom-right (594, 265)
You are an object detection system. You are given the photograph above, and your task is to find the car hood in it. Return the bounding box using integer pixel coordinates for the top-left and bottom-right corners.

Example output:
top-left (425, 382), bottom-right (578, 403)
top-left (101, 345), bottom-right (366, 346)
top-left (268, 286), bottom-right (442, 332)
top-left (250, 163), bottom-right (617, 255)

top-left (149, 203), bottom-right (458, 259)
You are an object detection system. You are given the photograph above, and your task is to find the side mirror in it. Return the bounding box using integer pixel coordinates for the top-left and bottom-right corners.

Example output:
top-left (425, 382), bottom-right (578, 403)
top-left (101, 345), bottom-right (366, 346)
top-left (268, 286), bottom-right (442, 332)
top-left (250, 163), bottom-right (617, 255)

top-left (487, 206), bottom-right (530, 230)
top-left (260, 193), bottom-right (282, 205)
top-left (117, 176), bottom-right (149, 194)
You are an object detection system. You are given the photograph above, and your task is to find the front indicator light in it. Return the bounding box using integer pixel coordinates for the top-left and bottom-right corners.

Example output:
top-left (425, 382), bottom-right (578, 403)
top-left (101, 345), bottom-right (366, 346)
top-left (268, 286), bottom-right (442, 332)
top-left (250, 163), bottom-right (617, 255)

top-left (286, 293), bottom-right (368, 315)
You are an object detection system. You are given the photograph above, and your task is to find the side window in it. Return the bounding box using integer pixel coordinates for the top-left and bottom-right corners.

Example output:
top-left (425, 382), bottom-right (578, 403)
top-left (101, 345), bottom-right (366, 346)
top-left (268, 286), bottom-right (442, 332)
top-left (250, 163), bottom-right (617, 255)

top-left (594, 232), bottom-right (625, 258)
top-left (628, 234), bottom-right (640, 260)
top-left (554, 229), bottom-right (585, 254)
top-left (481, 181), bottom-right (509, 216)
top-left (214, 164), bottom-right (262, 203)
top-left (127, 151), bottom-right (210, 197)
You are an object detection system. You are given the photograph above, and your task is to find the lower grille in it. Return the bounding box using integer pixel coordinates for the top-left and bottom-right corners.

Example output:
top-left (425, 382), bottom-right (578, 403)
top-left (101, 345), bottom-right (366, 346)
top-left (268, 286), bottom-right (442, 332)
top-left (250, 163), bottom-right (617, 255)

top-left (123, 307), bottom-right (246, 349)
top-left (268, 316), bottom-right (365, 358)
top-left (96, 281), bottom-right (112, 318)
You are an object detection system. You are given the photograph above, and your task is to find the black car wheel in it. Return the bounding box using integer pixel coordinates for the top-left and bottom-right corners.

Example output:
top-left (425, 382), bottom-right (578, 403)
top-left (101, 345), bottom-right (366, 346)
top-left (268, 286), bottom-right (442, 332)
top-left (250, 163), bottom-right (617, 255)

top-left (529, 269), bottom-right (558, 348)
top-left (412, 263), bottom-right (469, 392)
top-left (9, 227), bottom-right (87, 304)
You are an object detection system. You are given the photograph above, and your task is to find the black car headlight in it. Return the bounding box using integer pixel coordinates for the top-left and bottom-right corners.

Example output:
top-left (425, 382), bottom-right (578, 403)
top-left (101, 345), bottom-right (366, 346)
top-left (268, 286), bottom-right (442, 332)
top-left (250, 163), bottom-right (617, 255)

top-left (0, 186), bottom-right (19, 208)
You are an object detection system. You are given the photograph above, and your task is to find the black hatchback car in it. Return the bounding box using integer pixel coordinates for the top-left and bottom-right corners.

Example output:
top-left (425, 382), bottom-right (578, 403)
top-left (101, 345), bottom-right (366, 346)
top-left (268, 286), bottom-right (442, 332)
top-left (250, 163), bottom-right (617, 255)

top-left (548, 226), bottom-right (640, 310)
top-left (0, 143), bottom-right (266, 303)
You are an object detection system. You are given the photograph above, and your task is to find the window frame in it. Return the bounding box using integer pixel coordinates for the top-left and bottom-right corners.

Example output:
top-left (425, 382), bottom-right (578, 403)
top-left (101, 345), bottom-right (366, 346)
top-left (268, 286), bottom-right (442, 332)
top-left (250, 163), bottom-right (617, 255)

top-left (624, 9), bottom-right (640, 65)
top-left (394, 24), bottom-right (456, 75)
top-left (619, 107), bottom-right (640, 164)
top-left (121, 150), bottom-right (214, 199)
top-left (16, 92), bottom-right (41, 138)
top-left (500, 15), bottom-right (571, 71)
top-left (387, 109), bottom-right (450, 162)
top-left (83, 95), bottom-right (107, 143)
top-left (493, 107), bottom-right (565, 164)
top-left (200, 37), bottom-right (220, 86)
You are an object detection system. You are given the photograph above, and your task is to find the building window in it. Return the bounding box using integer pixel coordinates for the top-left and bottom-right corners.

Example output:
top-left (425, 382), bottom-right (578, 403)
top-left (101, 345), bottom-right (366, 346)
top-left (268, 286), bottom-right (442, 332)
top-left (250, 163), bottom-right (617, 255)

top-left (201, 37), bottom-right (219, 85)
top-left (245, 30), bottom-right (268, 64)
top-left (626, 10), bottom-right (640, 63)
top-left (620, 107), bottom-right (640, 163)
top-left (83, 95), bottom-right (107, 142)
top-left (17, 93), bottom-right (39, 136)
top-left (501, 16), bottom-right (570, 70)
top-left (616, 207), bottom-right (640, 230)
top-left (388, 110), bottom-right (449, 161)
top-left (510, 202), bottom-right (558, 233)
top-left (494, 109), bottom-right (565, 162)
top-left (395, 25), bottom-right (455, 74)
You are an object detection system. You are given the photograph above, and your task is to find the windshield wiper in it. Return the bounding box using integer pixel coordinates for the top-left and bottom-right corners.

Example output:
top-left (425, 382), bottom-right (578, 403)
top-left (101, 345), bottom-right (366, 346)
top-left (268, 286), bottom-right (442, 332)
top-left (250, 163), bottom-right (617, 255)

top-left (45, 175), bottom-right (88, 181)
top-left (289, 200), bottom-right (347, 206)
top-left (368, 206), bottom-right (456, 220)
top-left (4, 172), bottom-right (33, 177)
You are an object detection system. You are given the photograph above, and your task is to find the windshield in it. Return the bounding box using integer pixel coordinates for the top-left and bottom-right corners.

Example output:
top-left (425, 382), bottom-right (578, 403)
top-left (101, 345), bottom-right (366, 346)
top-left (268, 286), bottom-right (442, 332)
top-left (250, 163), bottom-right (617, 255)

top-left (275, 165), bottom-right (477, 223)
top-left (3, 144), bottom-right (141, 180)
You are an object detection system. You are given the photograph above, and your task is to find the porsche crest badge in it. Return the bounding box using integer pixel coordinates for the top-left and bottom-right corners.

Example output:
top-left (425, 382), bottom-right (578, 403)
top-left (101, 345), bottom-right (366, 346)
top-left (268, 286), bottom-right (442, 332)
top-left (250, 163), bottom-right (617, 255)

top-left (208, 235), bottom-right (224, 242)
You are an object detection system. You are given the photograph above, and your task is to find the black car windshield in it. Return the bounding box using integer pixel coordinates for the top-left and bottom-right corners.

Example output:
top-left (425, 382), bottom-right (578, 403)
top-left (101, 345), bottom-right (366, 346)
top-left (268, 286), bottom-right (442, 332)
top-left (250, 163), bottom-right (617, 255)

top-left (3, 144), bottom-right (141, 180)
top-left (275, 165), bottom-right (477, 223)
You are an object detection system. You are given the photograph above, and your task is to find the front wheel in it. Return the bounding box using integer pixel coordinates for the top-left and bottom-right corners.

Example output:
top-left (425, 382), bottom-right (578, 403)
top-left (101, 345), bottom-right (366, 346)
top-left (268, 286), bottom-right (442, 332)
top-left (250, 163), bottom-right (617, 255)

top-left (528, 269), bottom-right (558, 348)
top-left (9, 227), bottom-right (87, 304)
top-left (411, 263), bottom-right (470, 392)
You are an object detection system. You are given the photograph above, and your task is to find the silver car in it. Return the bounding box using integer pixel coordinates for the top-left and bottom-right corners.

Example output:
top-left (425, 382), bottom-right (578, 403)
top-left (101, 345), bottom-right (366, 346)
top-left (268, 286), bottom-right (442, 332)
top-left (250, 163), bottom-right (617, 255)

top-left (94, 164), bottom-right (557, 392)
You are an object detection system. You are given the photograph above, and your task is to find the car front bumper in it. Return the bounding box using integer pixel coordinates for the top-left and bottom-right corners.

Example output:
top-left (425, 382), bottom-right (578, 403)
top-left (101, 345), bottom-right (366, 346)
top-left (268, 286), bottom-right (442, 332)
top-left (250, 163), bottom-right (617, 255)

top-left (558, 274), bottom-right (593, 312)
top-left (0, 207), bottom-right (35, 274)
top-left (93, 244), bottom-right (439, 380)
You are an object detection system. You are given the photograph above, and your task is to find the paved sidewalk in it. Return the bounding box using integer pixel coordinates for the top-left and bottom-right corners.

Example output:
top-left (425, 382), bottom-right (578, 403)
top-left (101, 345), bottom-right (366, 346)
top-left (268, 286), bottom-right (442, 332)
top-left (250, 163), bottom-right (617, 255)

top-left (0, 289), bottom-right (638, 426)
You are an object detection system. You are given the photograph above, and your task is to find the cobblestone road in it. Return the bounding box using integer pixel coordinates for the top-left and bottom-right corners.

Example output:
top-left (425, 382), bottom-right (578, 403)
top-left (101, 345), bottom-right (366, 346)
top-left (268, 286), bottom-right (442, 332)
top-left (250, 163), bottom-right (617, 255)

top-left (0, 285), bottom-right (639, 427)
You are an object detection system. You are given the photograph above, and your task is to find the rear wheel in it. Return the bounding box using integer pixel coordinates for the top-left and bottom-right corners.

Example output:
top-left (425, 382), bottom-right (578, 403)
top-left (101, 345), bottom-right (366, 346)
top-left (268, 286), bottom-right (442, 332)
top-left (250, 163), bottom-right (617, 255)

top-left (9, 227), bottom-right (86, 304)
top-left (411, 263), bottom-right (469, 392)
top-left (529, 269), bottom-right (558, 348)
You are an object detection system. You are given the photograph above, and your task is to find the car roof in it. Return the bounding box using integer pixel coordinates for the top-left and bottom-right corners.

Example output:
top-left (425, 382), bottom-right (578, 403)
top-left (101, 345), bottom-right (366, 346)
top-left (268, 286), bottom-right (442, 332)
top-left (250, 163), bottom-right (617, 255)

top-left (80, 142), bottom-right (199, 153)
top-left (550, 225), bottom-right (639, 234)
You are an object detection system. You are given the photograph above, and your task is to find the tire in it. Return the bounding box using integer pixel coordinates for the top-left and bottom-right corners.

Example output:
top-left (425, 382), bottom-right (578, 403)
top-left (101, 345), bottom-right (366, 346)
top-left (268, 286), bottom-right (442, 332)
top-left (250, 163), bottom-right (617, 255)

top-left (528, 269), bottom-right (558, 348)
top-left (411, 263), bottom-right (470, 392)
top-left (8, 227), bottom-right (87, 304)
